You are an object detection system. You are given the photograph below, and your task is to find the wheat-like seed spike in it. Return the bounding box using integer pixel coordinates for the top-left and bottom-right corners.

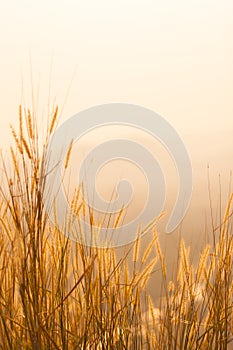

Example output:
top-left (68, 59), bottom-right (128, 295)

top-left (113, 205), bottom-right (124, 228)
top-left (148, 295), bottom-right (157, 326)
top-left (140, 257), bottom-right (157, 289)
top-left (10, 147), bottom-right (20, 178)
top-left (49, 106), bottom-right (58, 135)
top-left (142, 211), bottom-right (166, 235)
top-left (10, 125), bottom-right (23, 154)
top-left (22, 137), bottom-right (32, 159)
top-left (64, 140), bottom-right (73, 169)
top-left (196, 245), bottom-right (210, 283)
top-left (155, 239), bottom-right (163, 262)
top-left (133, 231), bottom-right (140, 263)
top-left (73, 203), bottom-right (82, 217)
top-left (155, 238), bottom-right (166, 277)
top-left (71, 187), bottom-right (81, 215)
top-left (142, 234), bottom-right (157, 264)
top-left (177, 258), bottom-right (185, 285)
top-left (26, 109), bottom-right (33, 139)
top-left (181, 239), bottom-right (190, 275)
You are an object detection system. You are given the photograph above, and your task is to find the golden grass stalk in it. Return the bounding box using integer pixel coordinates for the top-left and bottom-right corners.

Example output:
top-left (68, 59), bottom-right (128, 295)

top-left (133, 231), bottom-right (140, 263)
top-left (113, 205), bottom-right (124, 229)
top-left (141, 231), bottom-right (157, 264)
top-left (64, 139), bottom-right (73, 169)
top-left (27, 108), bottom-right (34, 139)
top-left (49, 105), bottom-right (58, 135)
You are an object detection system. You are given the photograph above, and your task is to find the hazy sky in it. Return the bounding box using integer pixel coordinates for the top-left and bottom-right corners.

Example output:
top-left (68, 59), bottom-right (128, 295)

top-left (0, 1), bottom-right (232, 247)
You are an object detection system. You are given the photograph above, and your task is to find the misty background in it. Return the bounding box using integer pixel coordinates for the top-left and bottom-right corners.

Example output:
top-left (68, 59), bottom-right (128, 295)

top-left (0, 0), bottom-right (232, 303)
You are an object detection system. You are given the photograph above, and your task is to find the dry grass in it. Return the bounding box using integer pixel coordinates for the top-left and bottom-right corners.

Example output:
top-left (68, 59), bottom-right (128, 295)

top-left (0, 106), bottom-right (232, 349)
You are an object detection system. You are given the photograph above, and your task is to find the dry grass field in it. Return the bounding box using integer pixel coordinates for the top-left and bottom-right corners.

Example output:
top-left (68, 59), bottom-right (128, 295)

top-left (0, 106), bottom-right (232, 349)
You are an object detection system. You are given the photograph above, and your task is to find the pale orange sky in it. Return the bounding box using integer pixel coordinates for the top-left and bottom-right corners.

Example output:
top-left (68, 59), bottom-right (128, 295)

top-left (0, 1), bottom-right (232, 250)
